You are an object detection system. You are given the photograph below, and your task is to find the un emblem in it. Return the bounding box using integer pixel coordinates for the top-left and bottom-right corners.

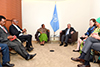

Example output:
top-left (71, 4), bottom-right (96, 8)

top-left (53, 14), bottom-right (58, 22)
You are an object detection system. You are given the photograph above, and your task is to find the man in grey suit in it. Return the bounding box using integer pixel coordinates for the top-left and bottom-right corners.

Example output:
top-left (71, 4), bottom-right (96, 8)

top-left (71, 17), bottom-right (100, 67)
top-left (0, 15), bottom-right (36, 60)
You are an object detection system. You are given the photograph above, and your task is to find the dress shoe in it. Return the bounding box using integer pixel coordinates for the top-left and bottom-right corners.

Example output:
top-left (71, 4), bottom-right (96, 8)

top-left (71, 57), bottom-right (85, 63)
top-left (59, 42), bottom-right (63, 46)
top-left (26, 53), bottom-right (36, 60)
top-left (27, 47), bottom-right (33, 52)
top-left (30, 53), bottom-right (37, 59)
top-left (2, 62), bottom-right (15, 67)
top-left (77, 64), bottom-right (90, 67)
top-left (73, 50), bottom-right (80, 52)
top-left (64, 43), bottom-right (68, 47)
top-left (30, 47), bottom-right (34, 49)
top-left (30, 47), bottom-right (34, 50)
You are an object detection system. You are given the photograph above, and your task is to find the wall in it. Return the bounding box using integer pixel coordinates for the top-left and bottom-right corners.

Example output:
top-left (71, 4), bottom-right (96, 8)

top-left (90, 0), bottom-right (100, 18)
top-left (22, 0), bottom-right (91, 40)
top-left (0, 0), bottom-right (22, 31)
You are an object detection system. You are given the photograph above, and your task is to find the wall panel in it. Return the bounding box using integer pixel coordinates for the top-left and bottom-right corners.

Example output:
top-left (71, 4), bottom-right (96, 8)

top-left (0, 0), bottom-right (22, 31)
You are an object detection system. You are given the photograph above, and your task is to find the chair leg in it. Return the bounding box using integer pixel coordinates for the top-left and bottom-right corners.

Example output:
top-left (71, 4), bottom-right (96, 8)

top-left (9, 51), bottom-right (17, 55)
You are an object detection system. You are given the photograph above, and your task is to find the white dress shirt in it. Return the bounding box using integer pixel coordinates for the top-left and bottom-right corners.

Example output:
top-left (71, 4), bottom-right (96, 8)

top-left (66, 28), bottom-right (70, 35)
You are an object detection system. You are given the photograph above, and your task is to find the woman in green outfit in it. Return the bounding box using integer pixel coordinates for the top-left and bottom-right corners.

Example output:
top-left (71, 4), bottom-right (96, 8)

top-left (38, 24), bottom-right (49, 45)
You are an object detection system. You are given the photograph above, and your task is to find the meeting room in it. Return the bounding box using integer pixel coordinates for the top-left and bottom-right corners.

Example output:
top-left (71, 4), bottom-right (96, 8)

top-left (0, 0), bottom-right (100, 67)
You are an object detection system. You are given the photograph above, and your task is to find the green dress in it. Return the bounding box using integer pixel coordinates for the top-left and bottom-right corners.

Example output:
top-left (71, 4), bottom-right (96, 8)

top-left (38, 28), bottom-right (48, 42)
top-left (39, 33), bottom-right (48, 42)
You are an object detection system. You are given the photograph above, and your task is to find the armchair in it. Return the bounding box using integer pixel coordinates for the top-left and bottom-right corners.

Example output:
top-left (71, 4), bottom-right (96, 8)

top-left (35, 30), bottom-right (50, 42)
top-left (60, 31), bottom-right (78, 44)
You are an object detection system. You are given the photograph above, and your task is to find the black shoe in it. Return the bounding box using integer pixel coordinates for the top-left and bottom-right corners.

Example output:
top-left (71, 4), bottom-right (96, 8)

top-left (64, 43), bottom-right (68, 47)
top-left (26, 53), bottom-right (36, 60)
top-left (73, 50), bottom-right (80, 52)
top-left (30, 53), bottom-right (37, 59)
top-left (30, 47), bottom-right (34, 50)
top-left (2, 62), bottom-right (15, 67)
top-left (59, 42), bottom-right (63, 46)
top-left (31, 46), bottom-right (34, 49)
top-left (27, 47), bottom-right (33, 52)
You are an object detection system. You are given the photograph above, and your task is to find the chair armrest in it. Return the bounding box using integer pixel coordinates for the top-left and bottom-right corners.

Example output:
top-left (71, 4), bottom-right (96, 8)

top-left (71, 32), bottom-right (78, 42)
top-left (46, 30), bottom-right (50, 41)
top-left (35, 31), bottom-right (39, 39)
top-left (60, 31), bottom-right (65, 41)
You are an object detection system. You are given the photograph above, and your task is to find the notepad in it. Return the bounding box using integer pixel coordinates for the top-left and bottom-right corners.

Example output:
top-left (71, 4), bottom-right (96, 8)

top-left (9, 35), bottom-right (17, 41)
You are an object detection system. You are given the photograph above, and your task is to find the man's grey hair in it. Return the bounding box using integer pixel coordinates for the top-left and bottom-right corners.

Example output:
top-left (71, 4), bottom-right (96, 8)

top-left (67, 23), bottom-right (71, 26)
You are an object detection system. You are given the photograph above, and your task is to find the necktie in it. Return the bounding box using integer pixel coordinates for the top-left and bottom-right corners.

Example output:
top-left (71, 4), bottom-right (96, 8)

top-left (2, 27), bottom-right (8, 33)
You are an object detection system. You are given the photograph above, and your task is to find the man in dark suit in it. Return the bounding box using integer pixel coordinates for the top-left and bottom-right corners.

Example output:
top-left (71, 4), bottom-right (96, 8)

top-left (60, 24), bottom-right (76, 47)
top-left (0, 43), bottom-right (14, 67)
top-left (0, 15), bottom-right (36, 60)
top-left (9, 18), bottom-right (33, 52)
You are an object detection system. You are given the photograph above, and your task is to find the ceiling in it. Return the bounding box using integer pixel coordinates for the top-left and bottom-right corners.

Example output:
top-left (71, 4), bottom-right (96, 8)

top-left (23, 0), bottom-right (66, 1)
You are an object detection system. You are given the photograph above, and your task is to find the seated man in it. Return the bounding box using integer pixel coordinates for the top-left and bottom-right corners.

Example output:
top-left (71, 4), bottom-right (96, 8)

top-left (9, 18), bottom-right (33, 52)
top-left (0, 15), bottom-right (36, 60)
top-left (38, 24), bottom-right (49, 45)
top-left (60, 23), bottom-right (76, 47)
top-left (71, 17), bottom-right (100, 67)
top-left (0, 43), bottom-right (14, 67)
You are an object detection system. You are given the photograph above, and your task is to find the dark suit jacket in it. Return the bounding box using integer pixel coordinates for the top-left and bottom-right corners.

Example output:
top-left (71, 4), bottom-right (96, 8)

top-left (9, 24), bottom-right (23, 37)
top-left (62, 27), bottom-right (76, 38)
top-left (0, 26), bottom-right (10, 42)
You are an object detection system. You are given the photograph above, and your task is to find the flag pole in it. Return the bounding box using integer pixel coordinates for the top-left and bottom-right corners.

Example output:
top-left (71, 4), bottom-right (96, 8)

top-left (54, 32), bottom-right (55, 40)
top-left (53, 1), bottom-right (56, 41)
